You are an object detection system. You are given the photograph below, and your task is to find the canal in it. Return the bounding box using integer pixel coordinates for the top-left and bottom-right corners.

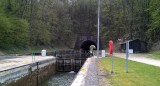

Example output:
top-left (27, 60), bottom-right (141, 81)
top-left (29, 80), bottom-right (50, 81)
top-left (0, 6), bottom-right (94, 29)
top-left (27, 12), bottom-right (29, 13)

top-left (40, 72), bottom-right (76, 86)
top-left (40, 50), bottom-right (88, 86)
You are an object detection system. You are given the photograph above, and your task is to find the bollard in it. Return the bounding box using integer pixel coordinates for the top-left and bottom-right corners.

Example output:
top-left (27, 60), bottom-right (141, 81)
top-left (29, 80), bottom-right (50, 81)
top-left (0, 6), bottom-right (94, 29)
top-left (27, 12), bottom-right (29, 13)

top-left (42, 49), bottom-right (46, 57)
top-left (102, 50), bottom-right (106, 57)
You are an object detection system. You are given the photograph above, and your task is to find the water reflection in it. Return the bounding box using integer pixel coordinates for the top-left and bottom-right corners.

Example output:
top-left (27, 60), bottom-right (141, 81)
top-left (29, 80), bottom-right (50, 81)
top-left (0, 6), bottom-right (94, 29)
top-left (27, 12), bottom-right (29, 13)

top-left (41, 72), bottom-right (76, 86)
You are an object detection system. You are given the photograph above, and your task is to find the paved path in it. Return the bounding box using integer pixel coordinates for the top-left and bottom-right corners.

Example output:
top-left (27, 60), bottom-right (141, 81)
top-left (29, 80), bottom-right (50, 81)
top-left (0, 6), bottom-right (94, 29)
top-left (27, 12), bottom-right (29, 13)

top-left (84, 57), bottom-right (99, 86)
top-left (0, 56), bottom-right (54, 71)
top-left (114, 53), bottom-right (160, 67)
top-left (84, 57), bottom-right (109, 86)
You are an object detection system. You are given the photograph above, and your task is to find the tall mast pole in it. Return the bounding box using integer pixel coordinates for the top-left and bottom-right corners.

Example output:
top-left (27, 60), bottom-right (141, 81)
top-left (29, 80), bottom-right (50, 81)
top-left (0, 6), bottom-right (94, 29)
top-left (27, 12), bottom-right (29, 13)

top-left (97, 0), bottom-right (100, 58)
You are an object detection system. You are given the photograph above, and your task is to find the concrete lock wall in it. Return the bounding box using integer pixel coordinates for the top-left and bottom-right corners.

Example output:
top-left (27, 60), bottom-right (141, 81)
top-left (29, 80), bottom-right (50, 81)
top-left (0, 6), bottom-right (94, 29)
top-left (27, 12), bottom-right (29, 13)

top-left (0, 58), bottom-right (56, 86)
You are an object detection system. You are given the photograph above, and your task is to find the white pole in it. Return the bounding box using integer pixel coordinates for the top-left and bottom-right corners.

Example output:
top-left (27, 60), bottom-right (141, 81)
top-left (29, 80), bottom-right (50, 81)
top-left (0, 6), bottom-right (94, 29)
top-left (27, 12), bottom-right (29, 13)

top-left (97, 0), bottom-right (100, 58)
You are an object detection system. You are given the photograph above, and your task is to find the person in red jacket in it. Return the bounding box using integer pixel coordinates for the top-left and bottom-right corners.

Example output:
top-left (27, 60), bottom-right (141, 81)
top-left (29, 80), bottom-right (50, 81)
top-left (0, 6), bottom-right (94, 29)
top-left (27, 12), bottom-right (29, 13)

top-left (109, 40), bottom-right (114, 55)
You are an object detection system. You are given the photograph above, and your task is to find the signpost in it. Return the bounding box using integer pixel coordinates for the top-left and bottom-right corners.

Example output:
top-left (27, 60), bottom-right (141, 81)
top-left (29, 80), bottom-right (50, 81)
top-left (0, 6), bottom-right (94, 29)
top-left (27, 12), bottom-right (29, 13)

top-left (111, 54), bottom-right (114, 74)
top-left (126, 41), bottom-right (129, 73)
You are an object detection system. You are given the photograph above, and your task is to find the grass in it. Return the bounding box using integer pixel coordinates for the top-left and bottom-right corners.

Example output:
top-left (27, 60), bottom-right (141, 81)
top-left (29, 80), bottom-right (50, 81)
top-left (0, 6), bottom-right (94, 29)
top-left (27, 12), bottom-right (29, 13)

top-left (148, 51), bottom-right (160, 59)
top-left (99, 57), bottom-right (160, 86)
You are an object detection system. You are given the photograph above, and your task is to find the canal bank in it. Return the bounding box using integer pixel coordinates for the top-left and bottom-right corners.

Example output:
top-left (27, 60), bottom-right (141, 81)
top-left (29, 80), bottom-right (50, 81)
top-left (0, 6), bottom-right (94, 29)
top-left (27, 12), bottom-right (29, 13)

top-left (0, 56), bottom-right (56, 86)
top-left (71, 56), bottom-right (110, 86)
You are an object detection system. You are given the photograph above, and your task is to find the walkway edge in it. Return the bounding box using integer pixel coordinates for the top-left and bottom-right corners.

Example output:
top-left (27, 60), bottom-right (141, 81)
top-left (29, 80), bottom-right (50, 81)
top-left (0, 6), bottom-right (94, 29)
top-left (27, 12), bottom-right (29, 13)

top-left (0, 57), bottom-right (55, 72)
top-left (114, 53), bottom-right (160, 67)
top-left (71, 58), bottom-right (91, 86)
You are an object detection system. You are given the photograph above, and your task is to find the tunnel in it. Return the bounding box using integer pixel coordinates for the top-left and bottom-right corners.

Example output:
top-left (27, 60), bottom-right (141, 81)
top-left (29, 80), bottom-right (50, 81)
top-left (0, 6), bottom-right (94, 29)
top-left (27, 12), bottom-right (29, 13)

top-left (80, 40), bottom-right (97, 50)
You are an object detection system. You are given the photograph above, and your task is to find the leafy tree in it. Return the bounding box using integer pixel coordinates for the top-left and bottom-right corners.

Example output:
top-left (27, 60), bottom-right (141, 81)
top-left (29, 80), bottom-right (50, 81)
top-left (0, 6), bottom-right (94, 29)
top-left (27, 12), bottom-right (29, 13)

top-left (147, 0), bottom-right (160, 42)
top-left (0, 0), bottom-right (29, 49)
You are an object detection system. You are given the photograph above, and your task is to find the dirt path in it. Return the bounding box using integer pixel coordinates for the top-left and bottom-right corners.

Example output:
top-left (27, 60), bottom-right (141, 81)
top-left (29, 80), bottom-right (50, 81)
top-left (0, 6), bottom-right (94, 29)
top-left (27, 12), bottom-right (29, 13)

top-left (114, 53), bottom-right (160, 67)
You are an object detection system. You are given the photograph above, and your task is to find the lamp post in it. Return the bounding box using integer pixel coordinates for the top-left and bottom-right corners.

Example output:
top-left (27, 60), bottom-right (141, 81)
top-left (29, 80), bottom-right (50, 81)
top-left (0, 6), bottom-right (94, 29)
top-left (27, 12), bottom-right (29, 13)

top-left (97, 0), bottom-right (100, 58)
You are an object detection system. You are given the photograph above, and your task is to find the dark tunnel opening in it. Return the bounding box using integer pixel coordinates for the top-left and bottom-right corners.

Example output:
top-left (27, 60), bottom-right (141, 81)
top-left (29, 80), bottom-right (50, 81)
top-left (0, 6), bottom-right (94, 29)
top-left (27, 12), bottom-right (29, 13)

top-left (80, 40), bottom-right (97, 50)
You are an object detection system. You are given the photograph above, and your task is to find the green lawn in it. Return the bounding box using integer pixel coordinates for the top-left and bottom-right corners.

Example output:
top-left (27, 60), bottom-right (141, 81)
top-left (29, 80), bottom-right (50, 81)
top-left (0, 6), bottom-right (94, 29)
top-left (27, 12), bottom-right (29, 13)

top-left (99, 57), bottom-right (160, 86)
top-left (148, 51), bottom-right (160, 59)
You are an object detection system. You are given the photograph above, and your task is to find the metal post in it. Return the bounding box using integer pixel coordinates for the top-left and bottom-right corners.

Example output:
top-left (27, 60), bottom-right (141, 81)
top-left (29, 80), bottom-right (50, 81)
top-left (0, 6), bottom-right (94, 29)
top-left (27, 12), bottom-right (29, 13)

top-left (97, 0), bottom-right (100, 59)
top-left (126, 41), bottom-right (129, 73)
top-left (32, 52), bottom-right (34, 62)
top-left (37, 62), bottom-right (39, 86)
top-left (111, 54), bottom-right (114, 74)
top-left (34, 53), bottom-right (35, 61)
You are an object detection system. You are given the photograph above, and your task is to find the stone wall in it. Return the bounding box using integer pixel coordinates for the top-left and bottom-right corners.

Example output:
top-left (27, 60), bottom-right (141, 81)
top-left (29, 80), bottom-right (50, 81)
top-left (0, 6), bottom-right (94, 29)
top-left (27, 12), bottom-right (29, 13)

top-left (0, 58), bottom-right (56, 86)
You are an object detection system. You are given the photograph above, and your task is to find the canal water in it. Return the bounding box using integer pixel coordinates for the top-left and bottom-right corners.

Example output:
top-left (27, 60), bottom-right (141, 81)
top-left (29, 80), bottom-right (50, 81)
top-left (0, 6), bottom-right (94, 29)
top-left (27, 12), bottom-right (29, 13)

top-left (41, 72), bottom-right (76, 86)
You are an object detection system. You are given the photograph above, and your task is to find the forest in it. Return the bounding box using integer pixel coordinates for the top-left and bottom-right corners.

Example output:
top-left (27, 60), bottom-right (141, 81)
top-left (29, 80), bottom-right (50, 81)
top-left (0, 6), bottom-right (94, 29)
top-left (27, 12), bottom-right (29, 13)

top-left (0, 0), bottom-right (160, 51)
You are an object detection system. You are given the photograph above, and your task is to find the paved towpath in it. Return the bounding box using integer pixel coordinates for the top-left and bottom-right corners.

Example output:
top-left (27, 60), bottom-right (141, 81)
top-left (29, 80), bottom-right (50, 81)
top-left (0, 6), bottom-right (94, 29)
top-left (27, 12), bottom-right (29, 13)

top-left (84, 57), bottom-right (99, 86)
top-left (114, 53), bottom-right (160, 67)
top-left (0, 56), bottom-right (54, 71)
top-left (84, 56), bottom-right (110, 86)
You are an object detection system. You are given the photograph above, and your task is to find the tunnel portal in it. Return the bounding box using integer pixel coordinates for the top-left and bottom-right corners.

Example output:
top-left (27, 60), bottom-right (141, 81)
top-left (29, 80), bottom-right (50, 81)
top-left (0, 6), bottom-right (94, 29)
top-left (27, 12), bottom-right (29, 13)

top-left (74, 33), bottom-right (102, 50)
top-left (80, 40), bottom-right (97, 50)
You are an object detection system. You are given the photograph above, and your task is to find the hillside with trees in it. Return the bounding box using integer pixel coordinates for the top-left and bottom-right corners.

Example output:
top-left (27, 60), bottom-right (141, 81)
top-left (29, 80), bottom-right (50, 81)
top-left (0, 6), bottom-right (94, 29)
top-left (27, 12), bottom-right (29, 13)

top-left (0, 0), bottom-right (160, 51)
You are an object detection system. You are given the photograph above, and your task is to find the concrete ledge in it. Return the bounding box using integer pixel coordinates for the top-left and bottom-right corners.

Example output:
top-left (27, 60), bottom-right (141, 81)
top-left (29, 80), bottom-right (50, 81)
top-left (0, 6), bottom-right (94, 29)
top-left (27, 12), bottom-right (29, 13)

top-left (0, 56), bottom-right (54, 71)
top-left (0, 57), bottom-right (56, 86)
top-left (71, 58), bottom-right (91, 86)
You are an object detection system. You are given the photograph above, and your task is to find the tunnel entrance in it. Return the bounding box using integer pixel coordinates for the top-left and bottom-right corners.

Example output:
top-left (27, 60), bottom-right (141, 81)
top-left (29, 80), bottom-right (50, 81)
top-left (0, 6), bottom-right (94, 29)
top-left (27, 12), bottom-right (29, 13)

top-left (80, 40), bottom-right (97, 50)
top-left (74, 33), bottom-right (102, 50)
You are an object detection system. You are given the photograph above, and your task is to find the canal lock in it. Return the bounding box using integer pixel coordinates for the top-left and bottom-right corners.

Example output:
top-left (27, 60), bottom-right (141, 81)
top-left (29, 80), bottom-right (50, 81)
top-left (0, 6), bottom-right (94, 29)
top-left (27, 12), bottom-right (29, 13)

top-left (55, 50), bottom-right (89, 72)
top-left (41, 50), bottom-right (90, 86)
top-left (0, 50), bottom-right (90, 86)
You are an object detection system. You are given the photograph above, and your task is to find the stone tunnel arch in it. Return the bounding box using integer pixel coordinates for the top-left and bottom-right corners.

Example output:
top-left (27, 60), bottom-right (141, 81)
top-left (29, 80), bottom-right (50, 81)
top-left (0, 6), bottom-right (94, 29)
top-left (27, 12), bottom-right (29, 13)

top-left (80, 40), bottom-right (97, 50)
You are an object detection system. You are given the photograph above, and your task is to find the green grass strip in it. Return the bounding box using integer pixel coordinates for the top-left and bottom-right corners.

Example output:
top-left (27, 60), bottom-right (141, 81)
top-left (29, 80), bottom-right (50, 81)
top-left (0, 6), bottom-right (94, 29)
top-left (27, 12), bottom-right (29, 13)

top-left (99, 57), bottom-right (160, 86)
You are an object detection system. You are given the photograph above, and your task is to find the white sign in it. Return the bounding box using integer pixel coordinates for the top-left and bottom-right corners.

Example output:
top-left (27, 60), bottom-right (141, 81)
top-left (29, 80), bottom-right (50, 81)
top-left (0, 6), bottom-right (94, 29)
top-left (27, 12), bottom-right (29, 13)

top-left (129, 49), bottom-right (133, 54)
